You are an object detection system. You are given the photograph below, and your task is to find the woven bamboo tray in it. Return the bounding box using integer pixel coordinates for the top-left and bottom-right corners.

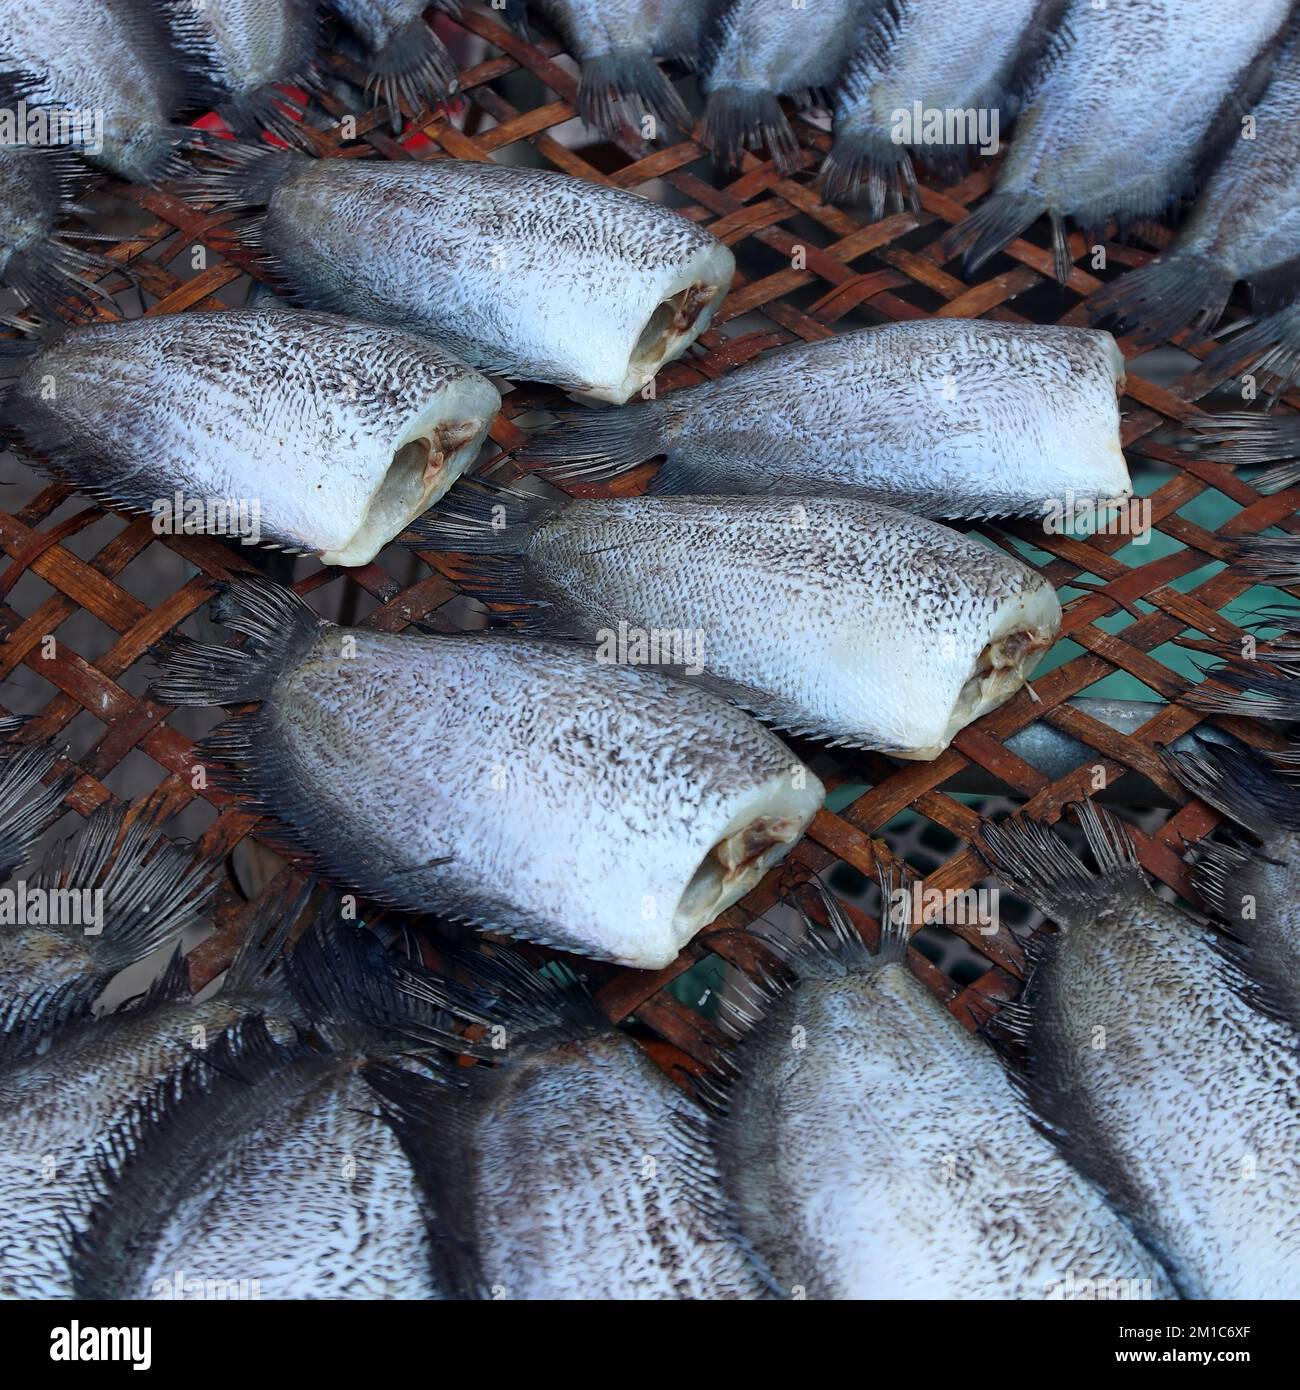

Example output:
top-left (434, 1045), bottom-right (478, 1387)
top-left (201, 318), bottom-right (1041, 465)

top-left (2, 6), bottom-right (1297, 1080)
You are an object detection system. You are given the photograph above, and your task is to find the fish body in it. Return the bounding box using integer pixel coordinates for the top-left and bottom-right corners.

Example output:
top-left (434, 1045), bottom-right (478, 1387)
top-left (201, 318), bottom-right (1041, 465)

top-left (0, 147), bottom-right (114, 317)
top-left (532, 0), bottom-right (702, 135)
top-left (384, 950), bottom-right (771, 1299)
top-left (192, 146), bottom-right (734, 405)
top-left (702, 0), bottom-right (869, 171)
top-left (528, 319), bottom-right (1131, 518)
top-left (943, 0), bottom-right (1294, 283)
top-left (162, 0), bottom-right (320, 145)
top-left (982, 804), bottom-right (1300, 1299)
top-left (414, 488), bottom-right (1060, 758)
top-left (147, 1063), bottom-right (436, 1299)
top-left (0, 0), bottom-right (188, 182)
top-left (824, 0), bottom-right (1065, 212)
top-left (330, 1), bottom-right (459, 130)
top-left (1090, 27), bottom-right (1300, 343)
top-left (713, 890), bottom-right (1174, 1299)
top-left (0, 309), bottom-right (500, 567)
top-left (153, 578), bottom-right (823, 969)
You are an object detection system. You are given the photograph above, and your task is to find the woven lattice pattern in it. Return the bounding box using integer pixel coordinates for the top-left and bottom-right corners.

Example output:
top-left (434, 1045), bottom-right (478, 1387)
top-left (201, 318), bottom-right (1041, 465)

top-left (2, 8), bottom-right (1297, 1079)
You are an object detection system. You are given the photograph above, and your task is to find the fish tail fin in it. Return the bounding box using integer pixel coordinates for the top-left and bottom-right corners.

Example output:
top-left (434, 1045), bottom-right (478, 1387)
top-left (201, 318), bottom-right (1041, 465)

top-left (818, 129), bottom-right (919, 218)
top-left (939, 191), bottom-right (1046, 276)
top-left (283, 906), bottom-right (471, 1054)
top-left (578, 50), bottom-right (690, 138)
top-left (1181, 411), bottom-right (1300, 491)
top-left (362, 1059), bottom-right (486, 1299)
top-left (365, 16), bottom-right (459, 133)
top-left (979, 801), bottom-right (1150, 929)
top-left (1162, 741), bottom-right (1300, 840)
top-left (32, 802), bottom-right (218, 973)
top-left (4, 225), bottom-right (119, 322)
top-left (149, 577), bottom-right (325, 706)
top-left (518, 398), bottom-right (674, 484)
top-left (1205, 304), bottom-right (1300, 402)
top-left (1233, 533), bottom-right (1300, 584)
top-left (1088, 253), bottom-right (1233, 345)
top-left (221, 876), bottom-right (315, 1000)
top-left (1185, 835), bottom-right (1257, 923)
top-left (217, 85), bottom-right (316, 151)
top-left (0, 738), bottom-right (71, 879)
top-left (403, 480), bottom-right (560, 628)
top-left (1184, 661), bottom-right (1300, 720)
top-left (702, 86), bottom-right (800, 174)
top-left (180, 138), bottom-right (307, 216)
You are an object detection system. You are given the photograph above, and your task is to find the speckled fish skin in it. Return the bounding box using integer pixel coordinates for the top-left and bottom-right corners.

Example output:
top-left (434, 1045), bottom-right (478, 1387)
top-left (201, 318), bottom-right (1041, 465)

top-left (152, 579), bottom-right (823, 970)
top-left (196, 146), bottom-right (734, 404)
top-left (0, 0), bottom-right (187, 182)
top-left (530, 319), bottom-right (1131, 518)
top-left (1089, 27), bottom-right (1300, 343)
top-left (713, 894), bottom-right (1175, 1300)
top-left (982, 804), bottom-right (1300, 1300)
top-left (0, 966), bottom-right (296, 1298)
top-left (702, 0), bottom-right (869, 169)
top-left (824, 0), bottom-right (1062, 210)
top-left (136, 1065), bottom-right (438, 1300)
top-left (944, 0), bottom-right (1294, 280)
top-left (0, 309), bottom-right (501, 567)
top-left (416, 489), bottom-right (1061, 759)
top-left (387, 957), bottom-right (771, 1300)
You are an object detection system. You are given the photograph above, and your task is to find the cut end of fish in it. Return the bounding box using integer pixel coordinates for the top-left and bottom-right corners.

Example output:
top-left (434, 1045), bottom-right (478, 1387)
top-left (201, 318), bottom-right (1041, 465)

top-left (322, 409), bottom-right (496, 568)
top-left (668, 775), bottom-right (823, 957)
top-left (907, 582), bottom-right (1062, 761)
top-left (585, 262), bottom-right (732, 406)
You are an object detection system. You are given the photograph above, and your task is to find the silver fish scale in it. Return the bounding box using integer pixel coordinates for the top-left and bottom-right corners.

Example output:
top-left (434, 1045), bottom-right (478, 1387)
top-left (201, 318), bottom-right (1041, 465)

top-left (705, 0), bottom-right (864, 95)
top-left (266, 627), bottom-right (818, 966)
top-left (1, 0), bottom-right (176, 179)
top-left (718, 965), bottom-right (1176, 1299)
top-left (10, 310), bottom-right (497, 559)
top-left (151, 1068), bottom-right (436, 1300)
top-left (1033, 899), bottom-right (1300, 1299)
top-left (0, 997), bottom-right (258, 1299)
top-left (189, 0), bottom-right (313, 91)
top-left (0, 929), bottom-right (95, 1011)
top-left (522, 495), bottom-right (1051, 748)
top-left (0, 149), bottom-right (56, 267)
top-left (463, 1035), bottom-right (768, 1299)
top-left (264, 158), bottom-right (733, 393)
top-left (1003, 0), bottom-right (1293, 224)
top-left (1179, 37), bottom-right (1300, 279)
top-left (837, 0), bottom-right (1041, 125)
top-left (1216, 833), bottom-right (1300, 1035)
top-left (331, 0), bottom-right (427, 52)
top-left (662, 319), bottom-right (1128, 514)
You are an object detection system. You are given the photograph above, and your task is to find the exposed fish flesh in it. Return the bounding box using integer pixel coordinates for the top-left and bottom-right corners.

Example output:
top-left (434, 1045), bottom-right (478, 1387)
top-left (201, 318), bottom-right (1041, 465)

top-left (380, 943), bottom-right (772, 1298)
top-left (524, 319), bottom-right (1132, 518)
top-left (710, 884), bottom-right (1175, 1299)
top-left (151, 577), bottom-right (824, 969)
top-left (330, 1), bottom-right (459, 131)
top-left (982, 802), bottom-right (1300, 1298)
top-left (0, 310), bottom-right (501, 567)
top-left (942, 0), bottom-right (1295, 284)
top-left (823, 0), bottom-right (1070, 214)
top-left (189, 143), bottom-right (735, 404)
top-left (530, 0), bottom-right (698, 136)
top-left (701, 0), bottom-right (869, 172)
top-left (0, 805), bottom-right (216, 1065)
top-left (411, 485), bottom-right (1061, 758)
top-left (162, 0), bottom-right (320, 146)
top-left (0, 0), bottom-right (192, 182)
top-left (1090, 25), bottom-right (1300, 343)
